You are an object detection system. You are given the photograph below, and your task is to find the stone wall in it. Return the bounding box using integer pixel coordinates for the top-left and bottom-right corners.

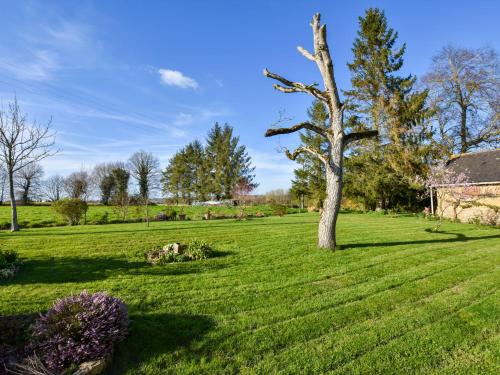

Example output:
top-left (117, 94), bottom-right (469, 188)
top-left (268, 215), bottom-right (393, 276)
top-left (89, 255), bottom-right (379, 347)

top-left (436, 184), bottom-right (500, 225)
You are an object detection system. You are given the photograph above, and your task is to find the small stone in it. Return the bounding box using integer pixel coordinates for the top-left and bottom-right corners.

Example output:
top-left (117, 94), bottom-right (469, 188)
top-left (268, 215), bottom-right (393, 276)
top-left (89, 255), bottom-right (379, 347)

top-left (173, 243), bottom-right (184, 254)
top-left (73, 358), bottom-right (108, 375)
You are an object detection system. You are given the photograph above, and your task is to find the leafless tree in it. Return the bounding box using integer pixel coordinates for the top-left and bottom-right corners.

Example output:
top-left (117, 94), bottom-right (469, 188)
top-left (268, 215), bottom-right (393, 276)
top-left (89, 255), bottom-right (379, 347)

top-left (15, 163), bottom-right (44, 204)
top-left (423, 45), bottom-right (499, 154)
top-left (128, 150), bottom-right (160, 226)
top-left (263, 13), bottom-right (377, 249)
top-left (64, 169), bottom-right (92, 224)
top-left (42, 174), bottom-right (65, 201)
top-left (64, 170), bottom-right (91, 200)
top-left (0, 99), bottom-right (56, 231)
top-left (0, 164), bottom-right (7, 205)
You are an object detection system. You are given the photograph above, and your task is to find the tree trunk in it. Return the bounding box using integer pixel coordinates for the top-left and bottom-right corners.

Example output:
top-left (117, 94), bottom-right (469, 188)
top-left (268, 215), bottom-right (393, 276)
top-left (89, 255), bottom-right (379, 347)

top-left (460, 106), bottom-right (467, 153)
top-left (83, 202), bottom-right (87, 225)
top-left (452, 203), bottom-right (458, 221)
top-left (8, 170), bottom-right (19, 231)
top-left (318, 139), bottom-right (343, 249)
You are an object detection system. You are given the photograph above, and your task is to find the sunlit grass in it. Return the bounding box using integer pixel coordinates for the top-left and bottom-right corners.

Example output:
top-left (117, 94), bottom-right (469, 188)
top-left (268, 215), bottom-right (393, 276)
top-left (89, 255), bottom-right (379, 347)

top-left (0, 213), bottom-right (498, 374)
top-left (0, 203), bottom-right (298, 229)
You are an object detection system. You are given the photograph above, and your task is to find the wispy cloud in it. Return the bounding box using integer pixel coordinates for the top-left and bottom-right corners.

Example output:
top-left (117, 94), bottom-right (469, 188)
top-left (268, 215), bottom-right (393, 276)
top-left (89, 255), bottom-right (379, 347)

top-left (0, 50), bottom-right (60, 81)
top-left (158, 69), bottom-right (199, 89)
top-left (0, 8), bottom-right (98, 81)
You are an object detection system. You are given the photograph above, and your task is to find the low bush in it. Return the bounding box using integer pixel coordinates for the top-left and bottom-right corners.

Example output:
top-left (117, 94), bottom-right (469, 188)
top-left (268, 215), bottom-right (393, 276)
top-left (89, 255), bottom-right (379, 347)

top-left (235, 208), bottom-right (247, 221)
top-left (164, 208), bottom-right (177, 220)
top-left (146, 240), bottom-right (214, 264)
top-left (154, 212), bottom-right (169, 221)
top-left (185, 239), bottom-right (214, 260)
top-left (31, 290), bottom-right (128, 373)
top-left (94, 212), bottom-right (109, 225)
top-left (482, 208), bottom-right (499, 226)
top-left (165, 207), bottom-right (177, 220)
top-left (0, 250), bottom-right (22, 280)
top-left (270, 203), bottom-right (287, 217)
top-left (52, 199), bottom-right (88, 226)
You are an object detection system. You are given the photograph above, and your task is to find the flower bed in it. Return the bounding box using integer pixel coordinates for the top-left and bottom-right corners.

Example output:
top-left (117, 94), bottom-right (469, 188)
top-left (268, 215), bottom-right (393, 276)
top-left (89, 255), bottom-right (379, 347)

top-left (2, 291), bottom-right (128, 375)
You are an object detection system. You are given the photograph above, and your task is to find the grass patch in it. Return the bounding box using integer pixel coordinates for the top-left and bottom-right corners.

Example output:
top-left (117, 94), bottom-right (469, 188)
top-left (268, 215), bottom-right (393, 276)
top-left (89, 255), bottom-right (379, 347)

top-left (0, 213), bottom-right (498, 374)
top-left (0, 204), bottom-right (301, 229)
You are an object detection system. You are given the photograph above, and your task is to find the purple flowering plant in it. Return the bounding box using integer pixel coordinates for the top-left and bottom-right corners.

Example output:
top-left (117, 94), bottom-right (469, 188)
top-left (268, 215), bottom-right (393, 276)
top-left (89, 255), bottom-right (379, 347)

top-left (31, 290), bottom-right (128, 373)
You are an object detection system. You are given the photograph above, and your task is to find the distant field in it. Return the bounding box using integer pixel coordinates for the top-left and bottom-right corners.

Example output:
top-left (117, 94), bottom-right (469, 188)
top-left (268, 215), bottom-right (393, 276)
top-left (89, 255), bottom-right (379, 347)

top-left (1, 213), bottom-right (499, 374)
top-left (0, 204), bottom-right (301, 229)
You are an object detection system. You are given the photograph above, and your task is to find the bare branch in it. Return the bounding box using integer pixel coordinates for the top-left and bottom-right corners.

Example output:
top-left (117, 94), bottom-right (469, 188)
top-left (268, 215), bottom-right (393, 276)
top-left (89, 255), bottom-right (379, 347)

top-left (263, 68), bottom-right (328, 102)
top-left (344, 130), bottom-right (379, 145)
top-left (297, 46), bottom-right (315, 61)
top-left (283, 145), bottom-right (328, 165)
top-left (265, 121), bottom-right (326, 138)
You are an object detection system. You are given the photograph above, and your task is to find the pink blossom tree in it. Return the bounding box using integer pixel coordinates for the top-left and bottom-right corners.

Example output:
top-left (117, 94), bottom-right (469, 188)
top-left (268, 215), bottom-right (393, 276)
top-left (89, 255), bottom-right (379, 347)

top-left (232, 177), bottom-right (257, 206)
top-left (418, 162), bottom-right (477, 229)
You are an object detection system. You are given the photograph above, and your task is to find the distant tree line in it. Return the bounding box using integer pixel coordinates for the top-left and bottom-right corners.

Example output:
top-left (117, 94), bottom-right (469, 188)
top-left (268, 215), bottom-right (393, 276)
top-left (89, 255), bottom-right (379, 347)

top-left (0, 102), bottom-right (258, 231)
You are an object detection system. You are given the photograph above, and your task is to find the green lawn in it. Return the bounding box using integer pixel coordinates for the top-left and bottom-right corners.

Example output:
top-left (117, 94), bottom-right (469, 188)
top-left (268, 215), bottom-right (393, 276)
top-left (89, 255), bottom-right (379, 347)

top-left (0, 204), bottom-right (299, 229)
top-left (1, 213), bottom-right (499, 374)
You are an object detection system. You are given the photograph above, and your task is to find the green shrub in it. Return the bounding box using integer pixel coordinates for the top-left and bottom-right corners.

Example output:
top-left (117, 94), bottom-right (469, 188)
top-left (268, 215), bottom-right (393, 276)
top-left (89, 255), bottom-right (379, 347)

top-left (0, 250), bottom-right (22, 280)
top-left (165, 208), bottom-right (177, 220)
top-left (185, 240), bottom-right (213, 260)
top-left (146, 240), bottom-right (214, 264)
top-left (52, 199), bottom-right (88, 226)
top-left (270, 203), bottom-right (287, 217)
top-left (235, 208), bottom-right (247, 221)
top-left (95, 212), bottom-right (109, 225)
top-left (0, 250), bottom-right (19, 264)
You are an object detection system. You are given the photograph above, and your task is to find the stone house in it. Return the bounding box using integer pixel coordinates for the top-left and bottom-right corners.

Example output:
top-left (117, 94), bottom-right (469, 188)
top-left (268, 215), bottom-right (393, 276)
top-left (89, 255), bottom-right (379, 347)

top-left (432, 149), bottom-right (500, 225)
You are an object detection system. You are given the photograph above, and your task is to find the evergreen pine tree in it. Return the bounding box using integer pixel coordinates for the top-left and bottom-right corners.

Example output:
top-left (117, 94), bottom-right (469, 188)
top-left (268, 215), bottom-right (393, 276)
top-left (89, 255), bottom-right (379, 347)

top-left (344, 8), bottom-right (432, 210)
top-left (162, 123), bottom-right (256, 204)
top-left (205, 123), bottom-right (255, 200)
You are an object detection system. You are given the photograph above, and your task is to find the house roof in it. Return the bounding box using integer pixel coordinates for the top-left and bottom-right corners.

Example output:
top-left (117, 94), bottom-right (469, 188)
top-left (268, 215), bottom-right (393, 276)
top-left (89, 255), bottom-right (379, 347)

top-left (446, 149), bottom-right (500, 183)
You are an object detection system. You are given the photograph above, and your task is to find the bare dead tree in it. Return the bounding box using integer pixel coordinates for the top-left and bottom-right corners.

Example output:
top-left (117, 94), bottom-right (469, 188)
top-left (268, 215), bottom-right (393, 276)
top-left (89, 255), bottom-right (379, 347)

top-left (0, 99), bottom-right (56, 231)
top-left (0, 164), bottom-right (7, 204)
top-left (128, 150), bottom-right (160, 227)
top-left (42, 174), bottom-right (65, 201)
top-left (264, 13), bottom-right (378, 249)
top-left (423, 45), bottom-right (499, 154)
top-left (64, 170), bottom-right (91, 200)
top-left (15, 163), bottom-right (44, 204)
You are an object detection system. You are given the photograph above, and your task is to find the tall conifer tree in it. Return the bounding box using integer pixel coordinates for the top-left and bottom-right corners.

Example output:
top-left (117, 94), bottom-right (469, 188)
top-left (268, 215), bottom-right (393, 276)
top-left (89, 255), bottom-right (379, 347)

top-left (344, 8), bottom-right (432, 210)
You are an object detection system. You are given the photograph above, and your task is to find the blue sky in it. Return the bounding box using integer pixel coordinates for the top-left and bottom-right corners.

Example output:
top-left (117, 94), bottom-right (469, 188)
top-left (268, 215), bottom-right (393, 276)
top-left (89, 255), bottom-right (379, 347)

top-left (0, 0), bottom-right (498, 193)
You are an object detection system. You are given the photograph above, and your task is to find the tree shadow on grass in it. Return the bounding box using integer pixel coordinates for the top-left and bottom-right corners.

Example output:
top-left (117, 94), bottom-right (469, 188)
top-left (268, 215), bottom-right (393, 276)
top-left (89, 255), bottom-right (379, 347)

top-left (107, 312), bottom-right (214, 374)
top-left (2, 256), bottom-right (217, 285)
top-left (339, 230), bottom-right (500, 250)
